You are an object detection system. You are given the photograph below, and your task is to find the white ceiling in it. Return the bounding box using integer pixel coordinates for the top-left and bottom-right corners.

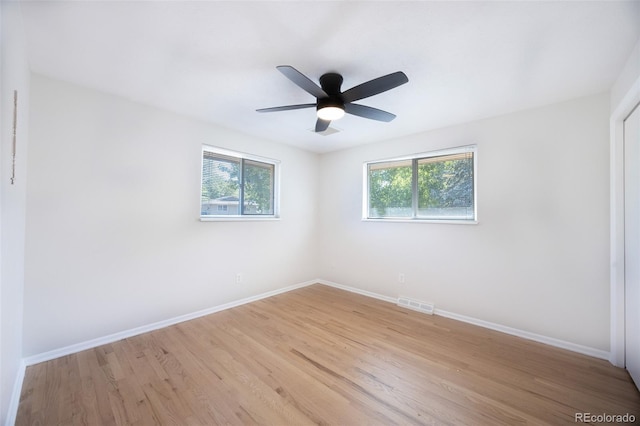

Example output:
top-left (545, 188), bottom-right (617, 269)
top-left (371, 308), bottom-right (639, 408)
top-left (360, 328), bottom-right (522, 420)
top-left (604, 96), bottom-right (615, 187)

top-left (19, 0), bottom-right (640, 153)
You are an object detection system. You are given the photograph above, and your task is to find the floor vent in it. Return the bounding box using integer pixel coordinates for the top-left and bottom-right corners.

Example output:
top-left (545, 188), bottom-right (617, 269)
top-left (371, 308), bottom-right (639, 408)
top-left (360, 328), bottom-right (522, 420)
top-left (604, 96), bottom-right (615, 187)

top-left (397, 297), bottom-right (434, 315)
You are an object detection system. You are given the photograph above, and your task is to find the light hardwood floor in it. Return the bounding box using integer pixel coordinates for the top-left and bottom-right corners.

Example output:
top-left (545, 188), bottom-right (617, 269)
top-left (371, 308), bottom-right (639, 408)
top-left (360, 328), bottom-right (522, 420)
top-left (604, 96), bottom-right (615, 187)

top-left (16, 284), bottom-right (640, 425)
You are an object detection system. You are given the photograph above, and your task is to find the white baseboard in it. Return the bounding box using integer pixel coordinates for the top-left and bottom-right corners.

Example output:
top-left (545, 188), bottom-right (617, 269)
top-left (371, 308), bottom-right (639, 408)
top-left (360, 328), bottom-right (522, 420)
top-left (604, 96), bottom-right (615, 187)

top-left (5, 359), bottom-right (26, 426)
top-left (317, 279), bottom-right (610, 361)
top-left (434, 309), bottom-right (609, 360)
top-left (23, 279), bottom-right (317, 367)
top-left (316, 279), bottom-right (397, 304)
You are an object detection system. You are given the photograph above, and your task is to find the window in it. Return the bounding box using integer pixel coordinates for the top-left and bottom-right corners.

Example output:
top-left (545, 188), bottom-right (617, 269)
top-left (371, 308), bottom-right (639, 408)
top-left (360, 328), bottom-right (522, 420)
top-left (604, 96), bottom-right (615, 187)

top-left (201, 146), bottom-right (279, 219)
top-left (365, 146), bottom-right (476, 222)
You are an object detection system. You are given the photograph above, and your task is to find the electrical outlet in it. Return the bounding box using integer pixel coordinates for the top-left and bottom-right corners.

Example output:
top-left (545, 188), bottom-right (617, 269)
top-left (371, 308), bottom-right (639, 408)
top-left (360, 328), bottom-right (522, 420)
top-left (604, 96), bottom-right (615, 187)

top-left (236, 273), bottom-right (243, 284)
top-left (398, 273), bottom-right (405, 284)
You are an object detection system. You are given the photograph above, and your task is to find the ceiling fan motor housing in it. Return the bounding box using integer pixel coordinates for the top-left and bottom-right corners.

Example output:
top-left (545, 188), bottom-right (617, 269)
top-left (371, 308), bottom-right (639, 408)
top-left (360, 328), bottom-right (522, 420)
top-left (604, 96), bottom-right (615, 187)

top-left (318, 73), bottom-right (345, 111)
top-left (319, 73), bottom-right (344, 95)
top-left (317, 96), bottom-right (344, 111)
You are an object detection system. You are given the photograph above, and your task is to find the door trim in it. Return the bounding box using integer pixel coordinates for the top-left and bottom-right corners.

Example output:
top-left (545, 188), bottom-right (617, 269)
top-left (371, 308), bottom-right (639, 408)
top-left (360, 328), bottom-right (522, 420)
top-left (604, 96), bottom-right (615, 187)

top-left (610, 77), bottom-right (640, 367)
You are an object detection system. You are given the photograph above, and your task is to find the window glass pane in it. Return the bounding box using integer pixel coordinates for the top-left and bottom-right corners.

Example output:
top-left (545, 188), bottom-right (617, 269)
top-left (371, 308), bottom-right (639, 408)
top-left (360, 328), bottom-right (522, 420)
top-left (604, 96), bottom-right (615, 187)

top-left (417, 152), bottom-right (474, 219)
top-left (201, 153), bottom-right (240, 216)
top-left (200, 147), bottom-right (279, 219)
top-left (368, 159), bottom-right (413, 217)
top-left (242, 159), bottom-right (275, 215)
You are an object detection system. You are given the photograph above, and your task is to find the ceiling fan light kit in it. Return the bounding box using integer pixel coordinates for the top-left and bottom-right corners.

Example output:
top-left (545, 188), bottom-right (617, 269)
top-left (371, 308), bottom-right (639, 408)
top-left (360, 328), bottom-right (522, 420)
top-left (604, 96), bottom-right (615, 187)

top-left (316, 93), bottom-right (345, 121)
top-left (257, 65), bottom-right (408, 134)
top-left (317, 106), bottom-right (345, 121)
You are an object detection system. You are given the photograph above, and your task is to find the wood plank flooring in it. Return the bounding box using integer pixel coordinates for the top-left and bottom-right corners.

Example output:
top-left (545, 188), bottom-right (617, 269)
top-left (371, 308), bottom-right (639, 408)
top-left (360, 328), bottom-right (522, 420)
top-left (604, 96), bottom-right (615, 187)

top-left (16, 284), bottom-right (640, 425)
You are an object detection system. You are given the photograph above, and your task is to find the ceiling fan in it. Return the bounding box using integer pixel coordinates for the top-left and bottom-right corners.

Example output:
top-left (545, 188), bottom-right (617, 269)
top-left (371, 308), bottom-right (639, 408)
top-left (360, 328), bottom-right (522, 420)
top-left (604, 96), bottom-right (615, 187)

top-left (257, 65), bottom-right (409, 133)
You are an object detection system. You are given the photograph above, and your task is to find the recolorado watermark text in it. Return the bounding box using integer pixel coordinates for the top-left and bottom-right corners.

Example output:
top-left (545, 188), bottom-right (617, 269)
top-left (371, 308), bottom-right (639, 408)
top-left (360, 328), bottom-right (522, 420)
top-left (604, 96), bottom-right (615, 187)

top-left (575, 413), bottom-right (636, 423)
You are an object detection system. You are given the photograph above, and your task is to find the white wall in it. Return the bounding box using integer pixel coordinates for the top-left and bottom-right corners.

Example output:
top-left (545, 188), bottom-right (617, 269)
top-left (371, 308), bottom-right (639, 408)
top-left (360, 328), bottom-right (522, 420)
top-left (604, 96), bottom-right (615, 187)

top-left (23, 74), bottom-right (319, 356)
top-left (318, 93), bottom-right (611, 351)
top-left (611, 38), bottom-right (640, 111)
top-left (0, 2), bottom-right (30, 425)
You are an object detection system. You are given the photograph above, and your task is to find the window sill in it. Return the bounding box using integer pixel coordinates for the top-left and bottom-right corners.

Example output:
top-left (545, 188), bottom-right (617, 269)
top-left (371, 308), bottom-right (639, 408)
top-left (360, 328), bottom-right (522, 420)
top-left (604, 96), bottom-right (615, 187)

top-left (362, 218), bottom-right (478, 225)
top-left (200, 216), bottom-right (280, 222)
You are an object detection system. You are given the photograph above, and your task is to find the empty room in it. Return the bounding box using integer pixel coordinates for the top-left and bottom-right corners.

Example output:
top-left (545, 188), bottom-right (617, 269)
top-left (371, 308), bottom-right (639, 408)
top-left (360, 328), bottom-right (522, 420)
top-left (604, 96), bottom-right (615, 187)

top-left (2, 0), bottom-right (640, 424)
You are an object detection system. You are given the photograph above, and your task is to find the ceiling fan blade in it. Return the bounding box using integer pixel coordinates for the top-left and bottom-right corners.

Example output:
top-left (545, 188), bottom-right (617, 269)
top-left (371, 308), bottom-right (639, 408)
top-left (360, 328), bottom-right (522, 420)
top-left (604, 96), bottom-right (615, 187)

top-left (341, 71), bottom-right (408, 103)
top-left (344, 103), bottom-right (396, 122)
top-left (277, 65), bottom-right (328, 99)
top-left (315, 118), bottom-right (331, 132)
top-left (256, 103), bottom-right (316, 113)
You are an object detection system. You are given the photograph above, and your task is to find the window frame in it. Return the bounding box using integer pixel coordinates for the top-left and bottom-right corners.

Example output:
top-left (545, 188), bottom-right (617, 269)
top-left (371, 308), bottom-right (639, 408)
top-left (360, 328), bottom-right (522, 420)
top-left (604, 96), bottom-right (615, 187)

top-left (200, 145), bottom-right (280, 221)
top-left (363, 145), bottom-right (477, 224)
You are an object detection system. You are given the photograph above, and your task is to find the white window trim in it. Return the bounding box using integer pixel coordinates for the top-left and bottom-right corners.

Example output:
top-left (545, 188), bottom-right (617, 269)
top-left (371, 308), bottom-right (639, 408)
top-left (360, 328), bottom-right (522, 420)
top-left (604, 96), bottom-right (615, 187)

top-left (362, 145), bottom-right (477, 224)
top-left (200, 145), bottom-right (281, 221)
